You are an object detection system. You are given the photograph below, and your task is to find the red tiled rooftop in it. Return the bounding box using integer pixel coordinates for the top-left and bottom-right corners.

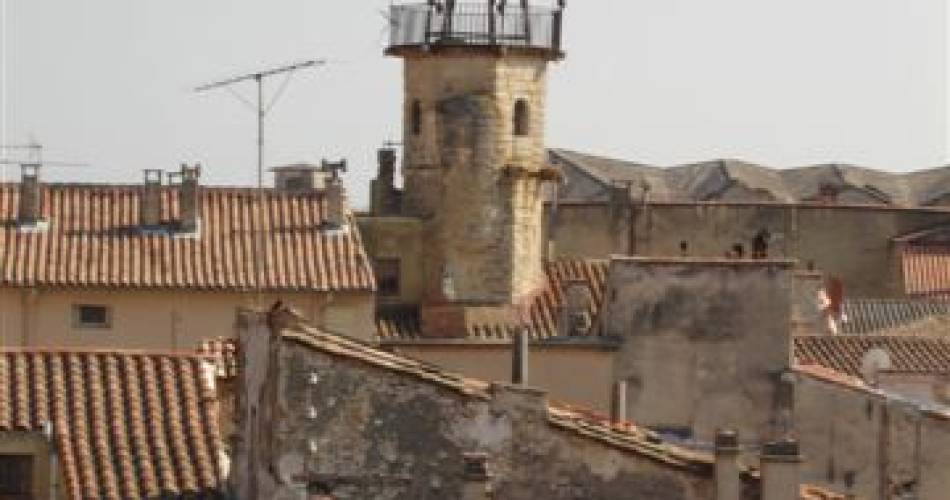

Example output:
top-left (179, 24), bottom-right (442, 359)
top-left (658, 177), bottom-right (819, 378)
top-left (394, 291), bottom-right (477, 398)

top-left (794, 335), bottom-right (950, 377)
top-left (0, 349), bottom-right (226, 499)
top-left (0, 183), bottom-right (376, 292)
top-left (902, 245), bottom-right (950, 299)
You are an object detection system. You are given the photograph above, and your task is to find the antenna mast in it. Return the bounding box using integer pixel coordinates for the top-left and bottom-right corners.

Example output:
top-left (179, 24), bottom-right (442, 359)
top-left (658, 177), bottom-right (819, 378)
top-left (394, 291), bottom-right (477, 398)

top-left (195, 59), bottom-right (326, 303)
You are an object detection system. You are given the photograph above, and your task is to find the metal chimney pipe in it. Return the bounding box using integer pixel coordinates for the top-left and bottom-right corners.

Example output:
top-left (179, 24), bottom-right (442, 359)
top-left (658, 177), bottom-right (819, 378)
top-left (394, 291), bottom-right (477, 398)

top-left (511, 328), bottom-right (529, 385)
top-left (610, 380), bottom-right (627, 424)
top-left (18, 164), bottom-right (41, 225)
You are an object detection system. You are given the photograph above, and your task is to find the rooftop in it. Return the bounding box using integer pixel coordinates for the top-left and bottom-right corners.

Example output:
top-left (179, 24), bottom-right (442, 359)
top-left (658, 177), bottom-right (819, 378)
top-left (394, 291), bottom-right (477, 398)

top-left (794, 335), bottom-right (950, 378)
top-left (0, 183), bottom-right (376, 292)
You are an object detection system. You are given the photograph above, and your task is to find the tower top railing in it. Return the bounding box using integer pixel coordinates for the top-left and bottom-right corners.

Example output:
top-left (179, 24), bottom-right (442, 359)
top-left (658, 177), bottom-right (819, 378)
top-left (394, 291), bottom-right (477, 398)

top-left (386, 3), bottom-right (564, 57)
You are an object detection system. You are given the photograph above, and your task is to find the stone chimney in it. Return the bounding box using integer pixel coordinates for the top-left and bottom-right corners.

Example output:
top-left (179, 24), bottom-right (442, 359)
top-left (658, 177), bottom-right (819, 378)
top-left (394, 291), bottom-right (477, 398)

top-left (370, 147), bottom-right (400, 215)
top-left (18, 164), bottom-right (41, 225)
top-left (176, 164), bottom-right (201, 233)
top-left (714, 429), bottom-right (741, 500)
top-left (140, 169), bottom-right (163, 228)
top-left (322, 159), bottom-right (348, 229)
top-left (559, 279), bottom-right (592, 337)
top-left (760, 438), bottom-right (801, 500)
top-left (462, 453), bottom-right (493, 500)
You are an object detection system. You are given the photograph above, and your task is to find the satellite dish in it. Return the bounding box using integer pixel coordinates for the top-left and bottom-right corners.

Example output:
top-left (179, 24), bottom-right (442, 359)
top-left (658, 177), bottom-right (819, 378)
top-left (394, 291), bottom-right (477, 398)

top-left (860, 348), bottom-right (892, 386)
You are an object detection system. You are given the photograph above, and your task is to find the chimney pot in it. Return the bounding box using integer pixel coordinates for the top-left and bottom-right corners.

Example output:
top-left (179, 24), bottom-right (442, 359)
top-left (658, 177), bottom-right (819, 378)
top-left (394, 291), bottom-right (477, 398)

top-left (176, 164), bottom-right (201, 233)
top-left (610, 380), bottom-right (627, 425)
top-left (761, 437), bottom-right (802, 500)
top-left (511, 329), bottom-right (529, 385)
top-left (325, 179), bottom-right (346, 228)
top-left (559, 278), bottom-right (592, 337)
top-left (17, 164), bottom-right (42, 225)
top-left (141, 169), bottom-right (163, 227)
top-left (714, 429), bottom-right (742, 500)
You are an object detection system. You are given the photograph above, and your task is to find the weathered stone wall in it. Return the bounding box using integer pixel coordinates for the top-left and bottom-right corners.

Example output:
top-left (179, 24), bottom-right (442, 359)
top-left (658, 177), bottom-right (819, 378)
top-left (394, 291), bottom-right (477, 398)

top-left (603, 258), bottom-right (794, 441)
top-left (399, 51), bottom-right (550, 303)
top-left (270, 342), bottom-right (716, 499)
top-left (551, 203), bottom-right (950, 298)
top-left (357, 216), bottom-right (425, 305)
top-left (795, 371), bottom-right (950, 500)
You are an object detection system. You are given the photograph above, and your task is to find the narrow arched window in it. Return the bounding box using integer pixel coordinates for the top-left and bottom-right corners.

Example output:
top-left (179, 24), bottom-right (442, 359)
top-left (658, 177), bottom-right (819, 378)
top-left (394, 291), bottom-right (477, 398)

top-left (411, 99), bottom-right (422, 136)
top-left (513, 99), bottom-right (529, 136)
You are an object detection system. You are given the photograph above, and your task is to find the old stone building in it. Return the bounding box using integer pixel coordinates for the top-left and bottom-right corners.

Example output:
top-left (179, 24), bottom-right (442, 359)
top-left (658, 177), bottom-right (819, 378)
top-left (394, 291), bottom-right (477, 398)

top-left (232, 304), bottom-right (845, 500)
top-left (0, 162), bottom-right (376, 350)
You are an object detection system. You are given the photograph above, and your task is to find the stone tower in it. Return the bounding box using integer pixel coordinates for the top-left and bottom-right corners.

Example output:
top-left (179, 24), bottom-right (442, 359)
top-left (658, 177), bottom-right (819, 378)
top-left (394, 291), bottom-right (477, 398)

top-left (386, 0), bottom-right (565, 304)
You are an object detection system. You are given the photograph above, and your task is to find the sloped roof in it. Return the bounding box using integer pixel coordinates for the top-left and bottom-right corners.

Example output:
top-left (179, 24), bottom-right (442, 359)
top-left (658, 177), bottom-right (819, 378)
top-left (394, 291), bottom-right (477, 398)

top-left (0, 349), bottom-right (226, 499)
top-left (552, 148), bottom-right (950, 207)
top-left (840, 299), bottom-right (950, 335)
top-left (901, 245), bottom-right (950, 299)
top-left (0, 183), bottom-right (376, 292)
top-left (377, 259), bottom-right (610, 341)
top-left (794, 335), bottom-right (950, 377)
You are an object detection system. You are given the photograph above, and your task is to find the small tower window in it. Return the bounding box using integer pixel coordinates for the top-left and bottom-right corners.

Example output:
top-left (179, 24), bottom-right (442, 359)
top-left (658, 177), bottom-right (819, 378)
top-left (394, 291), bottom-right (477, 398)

top-left (513, 99), bottom-right (529, 136)
top-left (411, 99), bottom-right (422, 136)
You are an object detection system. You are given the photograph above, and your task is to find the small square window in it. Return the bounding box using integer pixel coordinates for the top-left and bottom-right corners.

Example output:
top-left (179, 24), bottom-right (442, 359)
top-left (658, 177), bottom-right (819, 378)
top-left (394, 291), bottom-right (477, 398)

top-left (375, 259), bottom-right (401, 297)
top-left (72, 304), bottom-right (112, 329)
top-left (0, 454), bottom-right (32, 499)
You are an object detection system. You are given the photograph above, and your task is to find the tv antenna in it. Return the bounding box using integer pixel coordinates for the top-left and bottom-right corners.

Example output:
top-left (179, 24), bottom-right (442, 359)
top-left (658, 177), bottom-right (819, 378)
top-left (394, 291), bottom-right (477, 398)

top-left (195, 59), bottom-right (326, 303)
top-left (0, 142), bottom-right (89, 171)
top-left (195, 59), bottom-right (326, 191)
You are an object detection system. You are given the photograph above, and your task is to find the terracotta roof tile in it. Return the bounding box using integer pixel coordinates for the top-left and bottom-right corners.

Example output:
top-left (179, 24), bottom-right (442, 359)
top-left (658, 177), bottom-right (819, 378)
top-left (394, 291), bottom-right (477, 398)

top-left (841, 298), bottom-right (950, 334)
top-left (0, 349), bottom-right (225, 499)
top-left (377, 258), bottom-right (609, 340)
top-left (800, 484), bottom-right (847, 500)
top-left (794, 335), bottom-right (950, 377)
top-left (0, 183), bottom-right (376, 292)
top-left (198, 337), bottom-right (240, 379)
top-left (902, 246), bottom-right (950, 299)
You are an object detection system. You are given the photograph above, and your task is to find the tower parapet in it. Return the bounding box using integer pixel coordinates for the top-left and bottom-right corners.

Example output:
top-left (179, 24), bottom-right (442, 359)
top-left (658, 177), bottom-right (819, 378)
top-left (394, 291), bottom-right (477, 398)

top-left (387, 2), bottom-right (565, 59)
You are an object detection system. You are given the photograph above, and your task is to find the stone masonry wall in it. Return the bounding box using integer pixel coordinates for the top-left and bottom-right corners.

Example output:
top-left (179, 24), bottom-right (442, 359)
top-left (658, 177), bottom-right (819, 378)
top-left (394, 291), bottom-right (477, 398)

top-left (400, 51), bottom-right (550, 303)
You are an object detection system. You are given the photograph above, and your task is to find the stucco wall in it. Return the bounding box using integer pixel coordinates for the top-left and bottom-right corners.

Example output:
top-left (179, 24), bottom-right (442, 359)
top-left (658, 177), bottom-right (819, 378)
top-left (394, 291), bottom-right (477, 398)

top-left (0, 288), bottom-right (375, 349)
top-left (603, 258), bottom-right (794, 441)
top-left (551, 203), bottom-right (950, 298)
top-left (795, 372), bottom-right (950, 500)
top-left (357, 216), bottom-right (425, 305)
top-left (385, 343), bottom-right (616, 412)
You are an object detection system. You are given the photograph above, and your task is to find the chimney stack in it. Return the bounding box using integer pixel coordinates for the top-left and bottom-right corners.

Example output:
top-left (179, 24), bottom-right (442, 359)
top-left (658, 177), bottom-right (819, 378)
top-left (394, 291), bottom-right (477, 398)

top-left (559, 279), bottom-right (592, 337)
top-left (760, 438), bottom-right (801, 500)
top-left (141, 169), bottom-right (163, 228)
top-left (176, 164), bottom-right (201, 233)
top-left (370, 148), bottom-right (400, 215)
top-left (322, 159), bottom-right (348, 228)
top-left (610, 380), bottom-right (627, 425)
top-left (18, 164), bottom-right (41, 225)
top-left (462, 453), bottom-right (493, 500)
top-left (714, 429), bottom-right (741, 500)
top-left (511, 329), bottom-right (529, 385)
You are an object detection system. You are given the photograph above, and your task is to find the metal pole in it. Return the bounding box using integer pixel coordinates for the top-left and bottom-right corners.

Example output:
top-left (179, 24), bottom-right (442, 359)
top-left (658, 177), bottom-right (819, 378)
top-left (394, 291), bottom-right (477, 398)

top-left (256, 74), bottom-right (264, 306)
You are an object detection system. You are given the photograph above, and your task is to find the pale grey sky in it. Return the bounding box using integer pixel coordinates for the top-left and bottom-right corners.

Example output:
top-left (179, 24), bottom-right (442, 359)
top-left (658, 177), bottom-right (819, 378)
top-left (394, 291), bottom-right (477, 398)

top-left (1, 1), bottom-right (946, 208)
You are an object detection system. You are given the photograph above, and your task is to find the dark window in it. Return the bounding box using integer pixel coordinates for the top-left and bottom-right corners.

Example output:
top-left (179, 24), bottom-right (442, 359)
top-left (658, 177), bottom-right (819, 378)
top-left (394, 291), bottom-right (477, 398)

top-left (375, 259), bottom-right (401, 297)
top-left (0, 455), bottom-right (32, 500)
top-left (411, 100), bottom-right (422, 136)
top-left (513, 99), bottom-right (529, 136)
top-left (73, 304), bottom-right (111, 329)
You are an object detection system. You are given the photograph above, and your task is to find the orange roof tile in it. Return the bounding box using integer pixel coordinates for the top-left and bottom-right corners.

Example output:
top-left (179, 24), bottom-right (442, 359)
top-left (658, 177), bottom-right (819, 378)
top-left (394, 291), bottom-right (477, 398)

top-left (0, 183), bottom-right (375, 292)
top-left (377, 258), bottom-right (609, 340)
top-left (794, 335), bottom-right (950, 377)
top-left (0, 349), bottom-right (225, 499)
top-left (902, 246), bottom-right (950, 299)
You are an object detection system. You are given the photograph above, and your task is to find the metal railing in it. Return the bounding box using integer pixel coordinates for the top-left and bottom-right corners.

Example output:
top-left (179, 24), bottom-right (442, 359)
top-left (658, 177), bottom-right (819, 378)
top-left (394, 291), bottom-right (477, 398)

top-left (388, 3), bottom-right (563, 53)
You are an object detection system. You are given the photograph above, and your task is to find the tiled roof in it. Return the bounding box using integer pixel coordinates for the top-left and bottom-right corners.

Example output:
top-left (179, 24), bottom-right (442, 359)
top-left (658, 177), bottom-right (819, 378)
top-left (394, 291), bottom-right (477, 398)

top-left (840, 298), bottom-right (950, 334)
top-left (551, 148), bottom-right (950, 207)
top-left (0, 349), bottom-right (226, 499)
top-left (275, 307), bottom-right (715, 471)
top-left (901, 246), bottom-right (950, 299)
top-left (377, 259), bottom-right (609, 340)
top-left (0, 183), bottom-right (376, 291)
top-left (794, 335), bottom-right (950, 377)
top-left (800, 485), bottom-right (847, 500)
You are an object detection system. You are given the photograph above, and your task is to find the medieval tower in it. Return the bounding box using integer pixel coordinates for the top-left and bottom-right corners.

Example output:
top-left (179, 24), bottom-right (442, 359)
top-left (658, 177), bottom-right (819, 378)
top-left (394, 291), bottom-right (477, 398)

top-left (385, 0), bottom-right (565, 304)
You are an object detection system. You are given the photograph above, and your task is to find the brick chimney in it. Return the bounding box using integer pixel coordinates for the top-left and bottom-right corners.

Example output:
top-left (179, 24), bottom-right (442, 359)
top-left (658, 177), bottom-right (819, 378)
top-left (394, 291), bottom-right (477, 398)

top-left (760, 438), bottom-right (801, 500)
top-left (18, 164), bottom-right (41, 225)
top-left (714, 429), bottom-right (741, 500)
top-left (140, 169), bottom-right (163, 228)
top-left (175, 164), bottom-right (201, 233)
